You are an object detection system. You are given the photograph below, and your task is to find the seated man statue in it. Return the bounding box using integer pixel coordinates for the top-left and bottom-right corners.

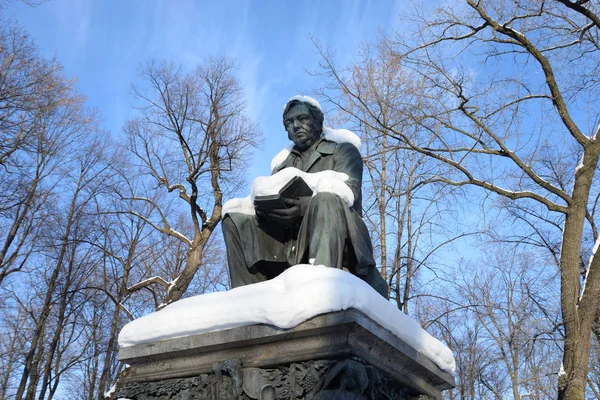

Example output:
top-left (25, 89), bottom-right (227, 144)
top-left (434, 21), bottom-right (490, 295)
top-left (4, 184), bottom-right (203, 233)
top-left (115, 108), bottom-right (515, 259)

top-left (222, 96), bottom-right (388, 298)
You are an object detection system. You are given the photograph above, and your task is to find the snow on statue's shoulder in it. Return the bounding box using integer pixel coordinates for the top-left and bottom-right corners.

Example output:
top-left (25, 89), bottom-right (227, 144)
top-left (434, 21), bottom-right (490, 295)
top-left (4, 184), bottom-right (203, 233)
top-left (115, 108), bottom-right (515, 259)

top-left (270, 144), bottom-right (294, 173)
top-left (268, 126), bottom-right (361, 173)
top-left (323, 127), bottom-right (361, 150)
top-left (118, 265), bottom-right (456, 373)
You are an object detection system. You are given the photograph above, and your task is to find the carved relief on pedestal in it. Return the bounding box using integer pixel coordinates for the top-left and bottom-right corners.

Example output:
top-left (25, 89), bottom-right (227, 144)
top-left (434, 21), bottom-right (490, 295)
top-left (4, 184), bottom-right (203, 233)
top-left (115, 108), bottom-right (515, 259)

top-left (116, 358), bottom-right (413, 400)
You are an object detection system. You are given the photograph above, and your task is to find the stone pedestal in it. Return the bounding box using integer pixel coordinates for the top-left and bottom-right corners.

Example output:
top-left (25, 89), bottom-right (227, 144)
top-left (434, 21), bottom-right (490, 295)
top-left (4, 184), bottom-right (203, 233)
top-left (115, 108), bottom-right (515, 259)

top-left (117, 309), bottom-right (454, 399)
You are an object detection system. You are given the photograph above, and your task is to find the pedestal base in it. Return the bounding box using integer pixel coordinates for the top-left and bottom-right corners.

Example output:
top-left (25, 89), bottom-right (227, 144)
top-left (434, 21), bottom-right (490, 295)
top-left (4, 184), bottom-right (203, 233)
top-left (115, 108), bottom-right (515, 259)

top-left (117, 309), bottom-right (454, 399)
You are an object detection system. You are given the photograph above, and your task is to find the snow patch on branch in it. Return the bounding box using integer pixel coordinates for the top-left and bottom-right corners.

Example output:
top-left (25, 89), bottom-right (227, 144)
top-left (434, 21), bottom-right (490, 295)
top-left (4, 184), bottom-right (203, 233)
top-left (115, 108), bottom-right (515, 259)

top-left (168, 276), bottom-right (179, 291)
top-left (104, 383), bottom-right (116, 399)
top-left (128, 275), bottom-right (169, 292)
top-left (168, 228), bottom-right (191, 244)
top-left (575, 152), bottom-right (585, 172)
top-left (579, 235), bottom-right (600, 302)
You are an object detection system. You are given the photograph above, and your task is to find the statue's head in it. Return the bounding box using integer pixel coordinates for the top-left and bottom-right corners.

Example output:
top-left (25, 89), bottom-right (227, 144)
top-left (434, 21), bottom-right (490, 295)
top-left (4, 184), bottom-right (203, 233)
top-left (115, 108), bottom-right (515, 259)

top-left (283, 99), bottom-right (324, 151)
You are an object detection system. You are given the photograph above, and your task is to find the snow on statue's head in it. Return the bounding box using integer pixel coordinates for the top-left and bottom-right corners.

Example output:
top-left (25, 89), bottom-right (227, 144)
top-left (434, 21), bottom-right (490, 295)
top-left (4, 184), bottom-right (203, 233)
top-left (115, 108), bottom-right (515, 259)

top-left (283, 96), bottom-right (324, 151)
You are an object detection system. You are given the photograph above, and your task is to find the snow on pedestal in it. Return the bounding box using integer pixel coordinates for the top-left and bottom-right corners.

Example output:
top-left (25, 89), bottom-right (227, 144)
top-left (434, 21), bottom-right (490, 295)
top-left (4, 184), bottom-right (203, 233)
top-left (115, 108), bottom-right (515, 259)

top-left (118, 265), bottom-right (455, 373)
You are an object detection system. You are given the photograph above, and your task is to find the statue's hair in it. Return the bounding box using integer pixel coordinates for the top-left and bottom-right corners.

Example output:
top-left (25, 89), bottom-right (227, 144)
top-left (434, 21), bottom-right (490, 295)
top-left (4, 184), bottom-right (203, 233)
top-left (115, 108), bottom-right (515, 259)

top-left (283, 99), bottom-right (324, 135)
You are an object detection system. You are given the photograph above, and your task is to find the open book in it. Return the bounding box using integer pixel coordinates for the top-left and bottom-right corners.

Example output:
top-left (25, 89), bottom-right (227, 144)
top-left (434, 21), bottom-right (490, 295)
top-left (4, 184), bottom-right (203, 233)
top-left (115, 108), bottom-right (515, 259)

top-left (254, 176), bottom-right (313, 211)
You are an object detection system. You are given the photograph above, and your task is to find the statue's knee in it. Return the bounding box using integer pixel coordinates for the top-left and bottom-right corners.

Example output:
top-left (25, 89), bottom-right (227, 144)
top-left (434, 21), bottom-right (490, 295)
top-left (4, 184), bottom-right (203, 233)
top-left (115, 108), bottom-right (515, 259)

top-left (309, 192), bottom-right (343, 208)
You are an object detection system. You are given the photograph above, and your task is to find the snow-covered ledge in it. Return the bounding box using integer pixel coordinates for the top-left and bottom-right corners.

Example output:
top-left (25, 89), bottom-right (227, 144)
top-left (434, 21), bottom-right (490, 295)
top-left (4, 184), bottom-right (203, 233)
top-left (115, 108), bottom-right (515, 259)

top-left (117, 265), bottom-right (455, 399)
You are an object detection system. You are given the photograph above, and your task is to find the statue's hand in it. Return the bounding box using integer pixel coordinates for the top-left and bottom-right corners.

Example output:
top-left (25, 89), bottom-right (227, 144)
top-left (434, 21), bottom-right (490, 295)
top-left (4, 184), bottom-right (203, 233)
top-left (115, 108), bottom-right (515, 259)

top-left (262, 198), bottom-right (302, 225)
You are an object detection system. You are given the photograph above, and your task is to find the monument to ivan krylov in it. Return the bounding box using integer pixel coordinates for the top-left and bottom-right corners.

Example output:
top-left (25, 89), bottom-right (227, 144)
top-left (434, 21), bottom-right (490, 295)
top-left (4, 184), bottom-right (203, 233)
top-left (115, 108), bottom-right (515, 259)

top-left (115, 96), bottom-right (455, 400)
top-left (222, 96), bottom-right (387, 298)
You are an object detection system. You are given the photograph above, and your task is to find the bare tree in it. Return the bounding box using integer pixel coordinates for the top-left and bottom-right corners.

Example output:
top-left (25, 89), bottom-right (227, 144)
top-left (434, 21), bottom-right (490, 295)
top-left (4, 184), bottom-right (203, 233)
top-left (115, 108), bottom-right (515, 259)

top-left (60, 176), bottom-right (159, 400)
top-left (316, 1), bottom-right (600, 397)
top-left (0, 21), bottom-right (77, 286)
top-left (430, 305), bottom-right (494, 400)
top-left (0, 304), bottom-right (29, 398)
top-left (316, 41), bottom-right (472, 312)
top-left (12, 132), bottom-right (114, 400)
top-left (0, 17), bottom-right (199, 400)
top-left (0, 20), bottom-right (111, 400)
top-left (362, 121), bottom-right (467, 313)
top-left (459, 251), bottom-right (560, 399)
top-left (91, 201), bottom-right (152, 399)
top-left (122, 57), bottom-right (257, 307)
top-left (417, 246), bottom-right (560, 399)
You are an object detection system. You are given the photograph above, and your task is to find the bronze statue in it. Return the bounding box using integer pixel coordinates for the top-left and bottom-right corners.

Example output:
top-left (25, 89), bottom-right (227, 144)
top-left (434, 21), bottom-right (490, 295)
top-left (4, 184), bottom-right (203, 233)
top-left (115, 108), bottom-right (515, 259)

top-left (222, 98), bottom-right (388, 298)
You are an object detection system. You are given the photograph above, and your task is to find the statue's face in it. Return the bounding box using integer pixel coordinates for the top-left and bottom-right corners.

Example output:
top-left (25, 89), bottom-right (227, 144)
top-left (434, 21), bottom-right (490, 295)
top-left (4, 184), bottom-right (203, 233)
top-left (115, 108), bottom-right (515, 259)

top-left (284, 104), bottom-right (320, 151)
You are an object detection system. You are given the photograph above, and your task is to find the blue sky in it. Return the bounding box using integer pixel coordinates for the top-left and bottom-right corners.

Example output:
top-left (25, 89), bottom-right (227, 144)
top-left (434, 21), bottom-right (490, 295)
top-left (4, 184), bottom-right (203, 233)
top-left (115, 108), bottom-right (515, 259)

top-left (3, 0), bottom-right (403, 179)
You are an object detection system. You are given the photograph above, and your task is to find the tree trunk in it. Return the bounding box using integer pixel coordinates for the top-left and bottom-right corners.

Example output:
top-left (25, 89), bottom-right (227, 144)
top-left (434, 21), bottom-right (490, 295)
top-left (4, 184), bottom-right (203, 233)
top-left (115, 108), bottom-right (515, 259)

top-left (379, 135), bottom-right (388, 282)
top-left (97, 302), bottom-right (122, 399)
top-left (559, 141), bottom-right (600, 399)
top-left (38, 252), bottom-right (76, 400)
top-left (15, 175), bottom-right (82, 400)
